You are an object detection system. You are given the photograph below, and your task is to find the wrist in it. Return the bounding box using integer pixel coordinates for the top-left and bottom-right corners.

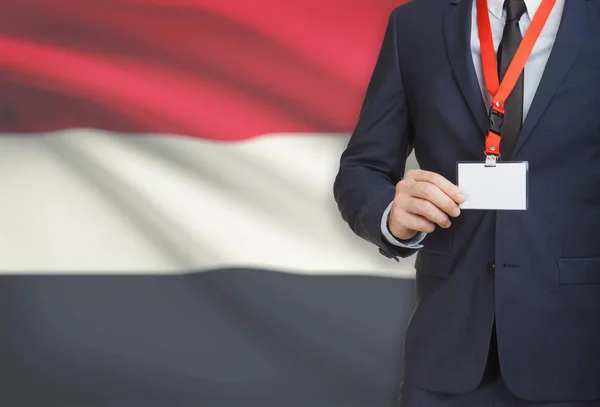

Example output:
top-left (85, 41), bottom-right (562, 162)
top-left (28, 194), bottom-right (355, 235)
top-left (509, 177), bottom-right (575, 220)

top-left (387, 211), bottom-right (418, 241)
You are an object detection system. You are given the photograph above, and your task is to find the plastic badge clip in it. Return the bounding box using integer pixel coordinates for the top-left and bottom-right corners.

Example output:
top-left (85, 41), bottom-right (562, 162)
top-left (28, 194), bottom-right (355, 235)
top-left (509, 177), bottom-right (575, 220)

top-left (485, 154), bottom-right (498, 167)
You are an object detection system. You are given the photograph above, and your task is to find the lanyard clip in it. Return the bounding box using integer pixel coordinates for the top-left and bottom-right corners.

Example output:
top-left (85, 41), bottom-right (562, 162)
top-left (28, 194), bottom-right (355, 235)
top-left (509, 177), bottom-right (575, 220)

top-left (488, 108), bottom-right (504, 135)
top-left (485, 107), bottom-right (503, 159)
top-left (485, 154), bottom-right (498, 167)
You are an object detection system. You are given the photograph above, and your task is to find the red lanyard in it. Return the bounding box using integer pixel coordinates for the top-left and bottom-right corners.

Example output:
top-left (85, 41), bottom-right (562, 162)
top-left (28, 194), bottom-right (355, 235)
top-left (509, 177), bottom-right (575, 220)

top-left (477, 0), bottom-right (556, 158)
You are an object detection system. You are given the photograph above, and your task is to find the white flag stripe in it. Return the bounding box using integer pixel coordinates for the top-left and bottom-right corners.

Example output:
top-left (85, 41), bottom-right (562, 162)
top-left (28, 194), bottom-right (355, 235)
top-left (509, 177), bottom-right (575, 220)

top-left (0, 136), bottom-right (176, 270)
top-left (0, 130), bottom-right (417, 277)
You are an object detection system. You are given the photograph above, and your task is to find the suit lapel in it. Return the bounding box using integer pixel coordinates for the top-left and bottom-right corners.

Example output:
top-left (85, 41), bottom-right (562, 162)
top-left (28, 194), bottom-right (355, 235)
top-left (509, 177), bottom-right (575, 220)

top-left (444, 0), bottom-right (488, 135)
top-left (513, 0), bottom-right (600, 156)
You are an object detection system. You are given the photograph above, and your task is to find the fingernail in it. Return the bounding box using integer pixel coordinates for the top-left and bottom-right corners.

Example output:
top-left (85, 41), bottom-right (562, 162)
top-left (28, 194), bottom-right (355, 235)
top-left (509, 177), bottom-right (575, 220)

top-left (444, 221), bottom-right (452, 228)
top-left (456, 193), bottom-right (466, 203)
top-left (453, 208), bottom-right (461, 217)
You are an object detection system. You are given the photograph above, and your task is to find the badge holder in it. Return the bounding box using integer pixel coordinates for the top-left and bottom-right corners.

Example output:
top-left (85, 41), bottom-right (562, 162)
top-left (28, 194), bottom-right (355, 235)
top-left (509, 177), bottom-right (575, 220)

top-left (457, 160), bottom-right (529, 210)
top-left (457, 108), bottom-right (529, 211)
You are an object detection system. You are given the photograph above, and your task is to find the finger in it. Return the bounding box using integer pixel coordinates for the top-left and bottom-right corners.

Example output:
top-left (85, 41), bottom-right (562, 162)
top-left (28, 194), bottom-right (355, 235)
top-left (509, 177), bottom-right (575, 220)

top-left (412, 182), bottom-right (461, 218)
top-left (396, 211), bottom-right (436, 234)
top-left (406, 197), bottom-right (452, 228)
top-left (406, 170), bottom-right (465, 204)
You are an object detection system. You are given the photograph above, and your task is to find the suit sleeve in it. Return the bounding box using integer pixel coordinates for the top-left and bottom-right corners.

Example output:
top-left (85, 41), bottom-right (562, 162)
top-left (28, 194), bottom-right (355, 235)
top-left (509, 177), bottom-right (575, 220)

top-left (333, 8), bottom-right (417, 260)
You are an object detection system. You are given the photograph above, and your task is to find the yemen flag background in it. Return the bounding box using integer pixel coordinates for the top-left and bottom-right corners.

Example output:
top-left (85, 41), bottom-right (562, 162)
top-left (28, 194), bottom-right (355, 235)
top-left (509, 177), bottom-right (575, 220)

top-left (0, 1), bottom-right (419, 406)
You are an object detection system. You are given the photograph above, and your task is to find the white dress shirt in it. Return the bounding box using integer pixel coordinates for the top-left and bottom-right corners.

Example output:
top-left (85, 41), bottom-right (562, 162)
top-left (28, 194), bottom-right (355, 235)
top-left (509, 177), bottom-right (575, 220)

top-left (381, 0), bottom-right (565, 249)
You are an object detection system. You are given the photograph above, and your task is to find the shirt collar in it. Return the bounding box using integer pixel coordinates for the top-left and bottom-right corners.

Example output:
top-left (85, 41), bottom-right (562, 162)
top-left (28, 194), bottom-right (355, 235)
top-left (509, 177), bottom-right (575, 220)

top-left (487, 0), bottom-right (543, 20)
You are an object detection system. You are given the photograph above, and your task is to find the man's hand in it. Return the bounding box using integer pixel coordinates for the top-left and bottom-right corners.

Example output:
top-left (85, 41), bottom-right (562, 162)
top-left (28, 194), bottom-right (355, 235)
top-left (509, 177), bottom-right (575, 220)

top-left (388, 170), bottom-right (466, 241)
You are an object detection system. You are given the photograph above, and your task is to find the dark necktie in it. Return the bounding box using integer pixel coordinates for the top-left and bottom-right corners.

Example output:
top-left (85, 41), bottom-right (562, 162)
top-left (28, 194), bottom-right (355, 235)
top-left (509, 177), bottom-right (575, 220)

top-left (497, 0), bottom-right (527, 158)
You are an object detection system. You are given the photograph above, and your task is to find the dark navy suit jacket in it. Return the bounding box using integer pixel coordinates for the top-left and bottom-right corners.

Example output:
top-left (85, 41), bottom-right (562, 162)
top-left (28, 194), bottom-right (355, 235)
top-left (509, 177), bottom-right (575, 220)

top-left (334, 0), bottom-right (600, 401)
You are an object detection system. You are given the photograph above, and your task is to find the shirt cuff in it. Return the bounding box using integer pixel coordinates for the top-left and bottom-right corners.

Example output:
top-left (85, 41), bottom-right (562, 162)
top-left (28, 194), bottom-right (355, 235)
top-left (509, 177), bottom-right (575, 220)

top-left (380, 201), bottom-right (426, 249)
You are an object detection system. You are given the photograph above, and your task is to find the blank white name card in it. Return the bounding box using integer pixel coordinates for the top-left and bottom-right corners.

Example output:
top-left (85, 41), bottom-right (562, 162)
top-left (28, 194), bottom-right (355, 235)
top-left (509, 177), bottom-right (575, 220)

top-left (457, 162), bottom-right (528, 210)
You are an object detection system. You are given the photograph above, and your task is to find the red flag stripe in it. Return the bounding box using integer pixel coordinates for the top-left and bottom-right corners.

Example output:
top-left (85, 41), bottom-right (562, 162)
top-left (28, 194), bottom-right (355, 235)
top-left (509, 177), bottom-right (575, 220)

top-left (0, 0), bottom-right (405, 140)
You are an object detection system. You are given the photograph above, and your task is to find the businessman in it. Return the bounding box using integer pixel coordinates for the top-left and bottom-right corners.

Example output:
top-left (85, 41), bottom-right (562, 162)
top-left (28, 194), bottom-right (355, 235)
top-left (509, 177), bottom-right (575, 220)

top-left (334, 0), bottom-right (600, 406)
